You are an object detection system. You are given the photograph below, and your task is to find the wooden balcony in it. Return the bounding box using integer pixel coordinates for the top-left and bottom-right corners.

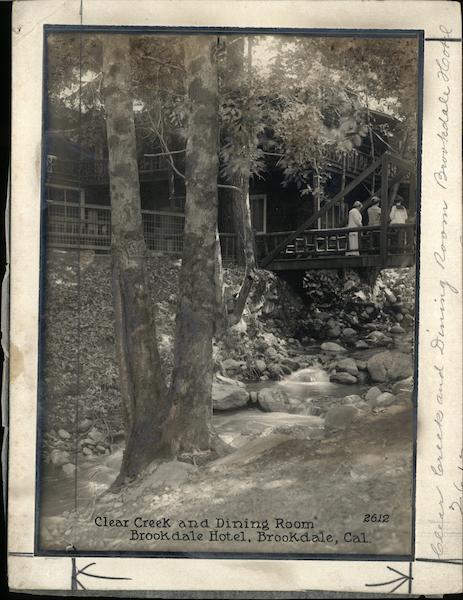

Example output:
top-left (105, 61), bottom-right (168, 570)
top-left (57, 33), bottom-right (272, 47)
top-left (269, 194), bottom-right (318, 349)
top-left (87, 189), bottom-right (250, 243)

top-left (255, 224), bottom-right (416, 270)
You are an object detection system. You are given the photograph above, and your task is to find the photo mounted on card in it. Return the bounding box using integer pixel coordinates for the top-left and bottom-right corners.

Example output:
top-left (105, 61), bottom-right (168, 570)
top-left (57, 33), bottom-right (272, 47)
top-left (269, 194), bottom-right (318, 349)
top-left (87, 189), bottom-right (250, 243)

top-left (37, 25), bottom-right (420, 558)
top-left (7, 0), bottom-right (462, 595)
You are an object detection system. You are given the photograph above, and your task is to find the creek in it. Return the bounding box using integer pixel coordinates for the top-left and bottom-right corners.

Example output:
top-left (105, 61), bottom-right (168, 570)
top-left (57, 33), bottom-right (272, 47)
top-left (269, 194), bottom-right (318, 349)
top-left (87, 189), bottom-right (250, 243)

top-left (40, 363), bottom-right (369, 518)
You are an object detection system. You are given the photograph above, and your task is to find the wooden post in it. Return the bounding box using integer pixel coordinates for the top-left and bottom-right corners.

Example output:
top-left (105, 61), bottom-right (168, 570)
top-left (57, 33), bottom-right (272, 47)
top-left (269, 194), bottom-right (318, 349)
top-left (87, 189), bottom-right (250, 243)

top-left (380, 153), bottom-right (389, 267)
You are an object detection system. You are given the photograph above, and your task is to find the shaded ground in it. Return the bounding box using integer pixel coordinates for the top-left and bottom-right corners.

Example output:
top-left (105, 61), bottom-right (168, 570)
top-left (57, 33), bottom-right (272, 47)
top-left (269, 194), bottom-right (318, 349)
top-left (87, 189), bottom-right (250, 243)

top-left (41, 404), bottom-right (413, 557)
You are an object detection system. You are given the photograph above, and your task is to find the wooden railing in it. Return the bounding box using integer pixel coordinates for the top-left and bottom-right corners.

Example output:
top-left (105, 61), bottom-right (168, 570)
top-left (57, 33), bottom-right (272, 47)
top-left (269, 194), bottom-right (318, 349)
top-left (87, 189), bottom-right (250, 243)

top-left (259, 152), bottom-right (414, 268)
top-left (46, 200), bottom-right (236, 259)
top-left (255, 223), bottom-right (415, 262)
top-left (46, 200), bottom-right (415, 269)
top-left (325, 148), bottom-right (371, 175)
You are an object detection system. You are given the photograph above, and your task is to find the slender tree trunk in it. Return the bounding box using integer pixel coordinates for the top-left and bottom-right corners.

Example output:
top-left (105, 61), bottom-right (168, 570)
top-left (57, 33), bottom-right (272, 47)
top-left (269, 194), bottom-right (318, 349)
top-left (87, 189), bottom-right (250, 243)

top-left (167, 36), bottom-right (219, 455)
top-left (102, 35), bottom-right (170, 485)
top-left (388, 131), bottom-right (409, 204)
top-left (215, 36), bottom-right (257, 331)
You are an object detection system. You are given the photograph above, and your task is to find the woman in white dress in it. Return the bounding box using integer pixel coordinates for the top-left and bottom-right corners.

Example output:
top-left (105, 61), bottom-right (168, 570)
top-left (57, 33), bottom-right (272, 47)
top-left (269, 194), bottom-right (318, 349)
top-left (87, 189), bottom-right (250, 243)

top-left (346, 200), bottom-right (363, 256)
top-left (389, 195), bottom-right (409, 250)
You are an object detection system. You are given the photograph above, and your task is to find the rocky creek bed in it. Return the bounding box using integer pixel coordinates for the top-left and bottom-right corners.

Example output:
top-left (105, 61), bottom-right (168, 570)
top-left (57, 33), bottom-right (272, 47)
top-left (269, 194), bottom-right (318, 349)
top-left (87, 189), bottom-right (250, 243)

top-left (39, 251), bottom-right (416, 555)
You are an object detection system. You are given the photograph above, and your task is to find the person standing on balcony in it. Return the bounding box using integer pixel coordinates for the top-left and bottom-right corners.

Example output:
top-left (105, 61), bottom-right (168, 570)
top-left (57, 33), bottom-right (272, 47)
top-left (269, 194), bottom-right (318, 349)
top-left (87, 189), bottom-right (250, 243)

top-left (367, 196), bottom-right (381, 253)
top-left (389, 195), bottom-right (409, 250)
top-left (367, 196), bottom-right (381, 226)
top-left (346, 200), bottom-right (363, 256)
top-left (389, 195), bottom-right (408, 224)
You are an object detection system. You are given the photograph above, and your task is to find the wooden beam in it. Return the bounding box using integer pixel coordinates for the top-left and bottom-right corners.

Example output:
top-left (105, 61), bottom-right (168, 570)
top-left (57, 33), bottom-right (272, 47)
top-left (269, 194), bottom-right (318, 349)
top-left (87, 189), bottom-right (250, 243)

top-left (265, 253), bottom-right (415, 271)
top-left (379, 153), bottom-right (389, 267)
top-left (260, 154), bottom-right (384, 267)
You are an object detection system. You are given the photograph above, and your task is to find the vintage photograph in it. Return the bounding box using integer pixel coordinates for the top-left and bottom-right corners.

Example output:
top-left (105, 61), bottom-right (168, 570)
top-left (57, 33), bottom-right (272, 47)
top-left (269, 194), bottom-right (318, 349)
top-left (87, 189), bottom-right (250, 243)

top-left (38, 29), bottom-right (420, 557)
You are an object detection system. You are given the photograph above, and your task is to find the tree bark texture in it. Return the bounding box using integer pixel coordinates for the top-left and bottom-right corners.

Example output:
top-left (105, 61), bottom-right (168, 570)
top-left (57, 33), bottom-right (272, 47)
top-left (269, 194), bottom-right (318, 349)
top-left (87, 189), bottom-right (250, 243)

top-left (102, 35), bottom-right (169, 483)
top-left (214, 36), bottom-right (256, 330)
top-left (167, 37), bottom-right (220, 454)
top-left (226, 37), bottom-right (256, 270)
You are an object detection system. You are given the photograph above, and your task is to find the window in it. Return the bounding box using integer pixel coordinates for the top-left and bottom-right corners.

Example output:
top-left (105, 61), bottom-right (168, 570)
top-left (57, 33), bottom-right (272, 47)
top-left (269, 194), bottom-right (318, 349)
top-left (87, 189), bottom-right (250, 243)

top-left (45, 184), bottom-right (83, 243)
top-left (45, 184), bottom-right (81, 204)
top-left (250, 194), bottom-right (267, 233)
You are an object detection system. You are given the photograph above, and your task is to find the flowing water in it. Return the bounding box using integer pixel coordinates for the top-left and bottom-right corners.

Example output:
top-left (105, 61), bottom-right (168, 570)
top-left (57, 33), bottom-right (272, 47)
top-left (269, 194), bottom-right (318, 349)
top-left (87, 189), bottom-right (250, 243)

top-left (248, 365), bottom-right (366, 401)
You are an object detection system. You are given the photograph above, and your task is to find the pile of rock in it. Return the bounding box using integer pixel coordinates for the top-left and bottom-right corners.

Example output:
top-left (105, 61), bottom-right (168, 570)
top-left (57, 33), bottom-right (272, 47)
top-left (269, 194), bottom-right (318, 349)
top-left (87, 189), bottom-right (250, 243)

top-left (217, 329), bottom-right (314, 384)
top-left (44, 421), bottom-right (113, 476)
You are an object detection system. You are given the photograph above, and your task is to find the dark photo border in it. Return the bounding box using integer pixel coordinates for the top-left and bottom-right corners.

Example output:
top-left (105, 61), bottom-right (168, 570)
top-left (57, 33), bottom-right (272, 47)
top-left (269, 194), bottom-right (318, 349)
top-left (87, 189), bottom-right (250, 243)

top-left (34, 24), bottom-right (424, 562)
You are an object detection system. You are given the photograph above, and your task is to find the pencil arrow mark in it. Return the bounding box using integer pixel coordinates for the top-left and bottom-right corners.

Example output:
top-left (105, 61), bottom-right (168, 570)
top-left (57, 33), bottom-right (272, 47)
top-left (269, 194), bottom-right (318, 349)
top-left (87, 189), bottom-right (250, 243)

top-left (365, 565), bottom-right (413, 594)
top-left (71, 558), bottom-right (132, 591)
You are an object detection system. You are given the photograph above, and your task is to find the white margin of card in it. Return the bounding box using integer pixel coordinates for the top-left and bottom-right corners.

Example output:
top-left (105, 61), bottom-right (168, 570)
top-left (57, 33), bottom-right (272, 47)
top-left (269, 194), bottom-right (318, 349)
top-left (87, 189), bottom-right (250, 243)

top-left (8, 0), bottom-right (462, 594)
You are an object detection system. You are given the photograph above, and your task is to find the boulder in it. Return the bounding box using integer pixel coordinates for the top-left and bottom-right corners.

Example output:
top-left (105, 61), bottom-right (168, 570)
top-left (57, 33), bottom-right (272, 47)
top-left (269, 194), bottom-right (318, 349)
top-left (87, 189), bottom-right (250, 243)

top-left (212, 380), bottom-right (249, 411)
top-left (80, 437), bottom-right (96, 446)
top-left (365, 386), bottom-right (382, 403)
top-left (328, 326), bottom-right (341, 338)
top-left (58, 429), bottom-right (71, 440)
top-left (281, 357), bottom-right (300, 371)
top-left (222, 358), bottom-right (243, 372)
top-left (50, 449), bottom-right (70, 467)
top-left (384, 288), bottom-right (397, 304)
top-left (77, 418), bottom-right (92, 433)
top-left (342, 327), bottom-right (357, 339)
top-left (355, 401), bottom-right (370, 412)
top-left (62, 463), bottom-right (76, 477)
top-left (367, 351), bottom-right (413, 383)
top-left (321, 342), bottom-right (347, 354)
top-left (355, 340), bottom-right (369, 349)
top-left (88, 427), bottom-right (106, 444)
top-left (335, 358), bottom-right (359, 376)
top-left (258, 387), bottom-right (290, 412)
top-left (330, 372), bottom-right (357, 384)
top-left (356, 360), bottom-right (367, 371)
top-left (262, 333), bottom-right (279, 347)
top-left (215, 374), bottom-right (246, 387)
top-left (392, 376), bottom-right (414, 395)
top-left (265, 347), bottom-right (279, 361)
top-left (394, 313), bottom-right (404, 322)
top-left (403, 314), bottom-right (415, 326)
top-left (343, 279), bottom-right (357, 292)
top-left (279, 364), bottom-right (292, 376)
top-left (262, 300), bottom-right (275, 314)
top-left (268, 363), bottom-right (285, 379)
top-left (366, 331), bottom-right (393, 346)
top-left (255, 359), bottom-right (267, 374)
top-left (82, 447), bottom-right (93, 456)
top-left (317, 311), bottom-right (332, 321)
top-left (390, 324), bottom-right (405, 334)
top-left (370, 392), bottom-right (396, 408)
top-left (341, 394), bottom-right (362, 405)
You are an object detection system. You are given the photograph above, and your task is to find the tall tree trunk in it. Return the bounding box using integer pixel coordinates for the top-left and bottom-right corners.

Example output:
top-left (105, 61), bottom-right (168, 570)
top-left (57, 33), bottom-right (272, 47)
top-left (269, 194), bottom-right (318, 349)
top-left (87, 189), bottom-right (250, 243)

top-left (102, 35), bottom-right (169, 485)
top-left (167, 36), bottom-right (219, 455)
top-left (216, 36), bottom-right (256, 330)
